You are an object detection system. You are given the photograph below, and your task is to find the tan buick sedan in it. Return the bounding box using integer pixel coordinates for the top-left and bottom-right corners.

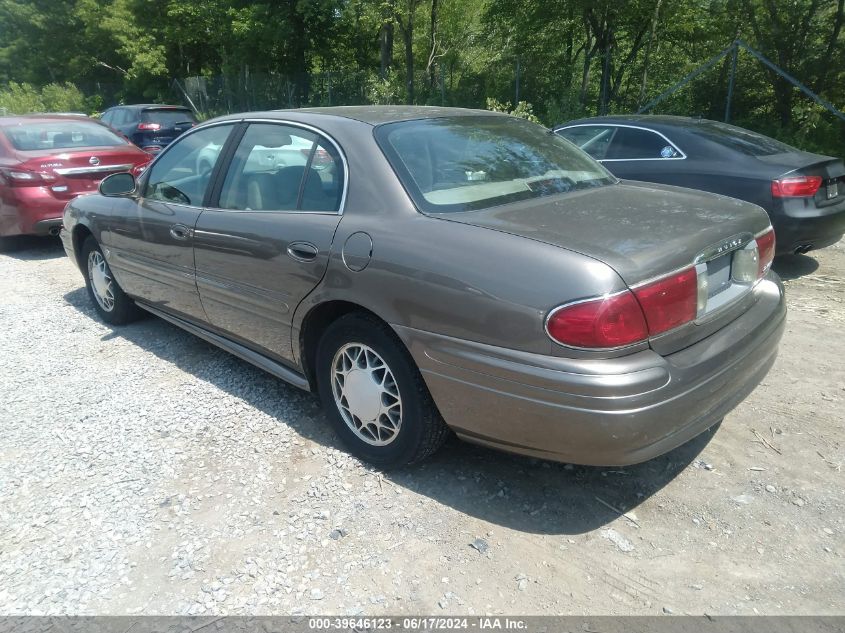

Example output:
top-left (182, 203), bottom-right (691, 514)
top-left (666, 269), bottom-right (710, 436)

top-left (61, 107), bottom-right (786, 468)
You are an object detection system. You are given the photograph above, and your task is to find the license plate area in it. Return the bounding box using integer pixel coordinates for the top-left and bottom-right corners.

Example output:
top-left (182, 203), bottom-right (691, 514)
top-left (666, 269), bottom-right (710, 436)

top-left (694, 232), bottom-right (757, 323)
top-left (827, 180), bottom-right (839, 200)
top-left (706, 252), bottom-right (732, 298)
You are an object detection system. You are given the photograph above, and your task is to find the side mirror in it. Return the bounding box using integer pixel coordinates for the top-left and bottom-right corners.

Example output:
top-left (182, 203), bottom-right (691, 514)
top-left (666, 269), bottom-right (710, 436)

top-left (99, 172), bottom-right (136, 197)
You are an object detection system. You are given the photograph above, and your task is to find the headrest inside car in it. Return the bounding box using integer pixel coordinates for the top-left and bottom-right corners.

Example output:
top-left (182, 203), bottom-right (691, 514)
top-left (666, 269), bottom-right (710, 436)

top-left (259, 131), bottom-right (292, 148)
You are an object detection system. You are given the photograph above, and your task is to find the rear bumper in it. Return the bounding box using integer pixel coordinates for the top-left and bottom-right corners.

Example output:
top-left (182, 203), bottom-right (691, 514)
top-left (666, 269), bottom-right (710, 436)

top-left (772, 198), bottom-right (845, 254)
top-left (130, 132), bottom-right (175, 153)
top-left (395, 273), bottom-right (786, 466)
top-left (0, 188), bottom-right (67, 237)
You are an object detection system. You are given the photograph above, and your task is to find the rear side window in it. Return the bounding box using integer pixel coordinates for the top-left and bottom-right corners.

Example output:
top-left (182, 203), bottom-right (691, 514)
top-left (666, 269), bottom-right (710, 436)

top-left (218, 123), bottom-right (344, 213)
top-left (556, 126), bottom-right (615, 160)
top-left (605, 127), bottom-right (681, 159)
top-left (693, 121), bottom-right (797, 156)
top-left (142, 109), bottom-right (197, 127)
top-left (1, 121), bottom-right (127, 151)
top-left (111, 109), bottom-right (130, 125)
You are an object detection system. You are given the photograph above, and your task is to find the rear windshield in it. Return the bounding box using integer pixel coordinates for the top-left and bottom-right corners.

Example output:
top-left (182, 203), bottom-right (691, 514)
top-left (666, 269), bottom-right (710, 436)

top-left (375, 115), bottom-right (615, 213)
top-left (693, 121), bottom-right (798, 157)
top-left (142, 109), bottom-right (196, 126)
top-left (2, 121), bottom-right (127, 151)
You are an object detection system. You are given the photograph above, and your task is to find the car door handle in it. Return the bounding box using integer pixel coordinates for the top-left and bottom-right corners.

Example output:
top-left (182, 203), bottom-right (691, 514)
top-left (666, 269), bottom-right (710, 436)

top-left (287, 241), bottom-right (318, 262)
top-left (170, 224), bottom-right (191, 241)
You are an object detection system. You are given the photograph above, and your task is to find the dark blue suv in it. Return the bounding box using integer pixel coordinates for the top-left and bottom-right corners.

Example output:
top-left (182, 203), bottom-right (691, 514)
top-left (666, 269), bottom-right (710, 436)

top-left (100, 104), bottom-right (197, 154)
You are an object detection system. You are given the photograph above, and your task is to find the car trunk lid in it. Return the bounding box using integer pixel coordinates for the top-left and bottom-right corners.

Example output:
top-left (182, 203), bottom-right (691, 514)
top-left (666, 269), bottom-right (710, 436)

top-left (440, 181), bottom-right (772, 286)
top-left (15, 146), bottom-right (149, 199)
top-left (760, 153), bottom-right (845, 208)
top-left (438, 181), bottom-right (774, 355)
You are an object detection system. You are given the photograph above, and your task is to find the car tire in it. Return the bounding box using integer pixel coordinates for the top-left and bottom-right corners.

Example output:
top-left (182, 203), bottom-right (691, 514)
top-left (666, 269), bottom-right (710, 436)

top-left (81, 236), bottom-right (140, 325)
top-left (315, 312), bottom-right (450, 469)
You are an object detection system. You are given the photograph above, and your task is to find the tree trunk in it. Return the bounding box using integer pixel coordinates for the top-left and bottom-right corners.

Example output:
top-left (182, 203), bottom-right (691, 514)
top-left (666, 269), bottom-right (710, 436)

top-left (380, 2), bottom-right (395, 79)
top-left (579, 13), bottom-right (594, 106)
top-left (396, 1), bottom-right (416, 103)
top-left (291, 22), bottom-right (309, 104)
top-left (816, 0), bottom-right (844, 94)
top-left (597, 12), bottom-right (613, 116)
top-left (563, 6), bottom-right (574, 94)
top-left (428, 0), bottom-right (438, 92)
top-left (405, 7), bottom-right (415, 103)
top-left (638, 0), bottom-right (662, 107)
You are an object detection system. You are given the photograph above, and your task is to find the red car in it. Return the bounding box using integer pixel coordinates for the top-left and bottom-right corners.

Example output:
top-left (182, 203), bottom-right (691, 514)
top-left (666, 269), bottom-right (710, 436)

top-left (0, 115), bottom-right (151, 245)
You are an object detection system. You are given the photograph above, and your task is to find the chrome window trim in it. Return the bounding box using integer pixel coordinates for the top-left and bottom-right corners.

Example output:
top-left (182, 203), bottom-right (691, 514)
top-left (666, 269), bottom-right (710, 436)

top-left (140, 118), bottom-right (350, 215)
top-left (556, 123), bottom-right (687, 162)
top-left (225, 117), bottom-right (350, 216)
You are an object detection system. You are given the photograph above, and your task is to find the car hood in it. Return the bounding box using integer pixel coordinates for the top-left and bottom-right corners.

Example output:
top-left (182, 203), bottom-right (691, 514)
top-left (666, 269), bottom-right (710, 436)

top-left (435, 181), bottom-right (772, 286)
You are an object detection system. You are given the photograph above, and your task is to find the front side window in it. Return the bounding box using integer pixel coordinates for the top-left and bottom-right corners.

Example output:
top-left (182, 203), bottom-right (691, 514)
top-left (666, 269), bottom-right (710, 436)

top-left (218, 123), bottom-right (343, 212)
top-left (375, 116), bottom-right (615, 213)
top-left (2, 121), bottom-right (128, 151)
top-left (144, 124), bottom-right (233, 206)
top-left (605, 127), bottom-right (681, 160)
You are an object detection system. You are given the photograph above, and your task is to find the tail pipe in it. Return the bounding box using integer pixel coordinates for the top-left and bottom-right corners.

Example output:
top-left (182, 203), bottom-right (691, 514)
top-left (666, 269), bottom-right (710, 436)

top-left (794, 243), bottom-right (813, 255)
top-left (49, 227), bottom-right (61, 237)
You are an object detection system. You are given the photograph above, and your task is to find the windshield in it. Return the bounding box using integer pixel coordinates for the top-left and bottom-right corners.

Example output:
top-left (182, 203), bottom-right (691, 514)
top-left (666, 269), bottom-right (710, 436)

top-left (375, 115), bottom-right (615, 213)
top-left (694, 121), bottom-right (798, 157)
top-left (2, 121), bottom-right (127, 151)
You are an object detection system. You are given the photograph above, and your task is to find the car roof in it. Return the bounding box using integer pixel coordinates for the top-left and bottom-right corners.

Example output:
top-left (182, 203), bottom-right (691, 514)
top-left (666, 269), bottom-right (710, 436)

top-left (209, 105), bottom-right (507, 126)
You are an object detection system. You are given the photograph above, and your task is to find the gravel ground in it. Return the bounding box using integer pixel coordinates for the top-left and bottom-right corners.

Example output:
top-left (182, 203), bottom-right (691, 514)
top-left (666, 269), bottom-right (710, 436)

top-left (0, 236), bottom-right (843, 616)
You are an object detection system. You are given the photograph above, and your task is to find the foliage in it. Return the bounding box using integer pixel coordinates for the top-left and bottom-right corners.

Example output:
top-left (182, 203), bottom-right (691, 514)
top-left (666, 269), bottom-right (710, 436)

top-left (0, 0), bottom-right (842, 154)
top-left (0, 81), bottom-right (90, 114)
top-left (366, 71), bottom-right (403, 105)
top-left (485, 98), bottom-right (541, 123)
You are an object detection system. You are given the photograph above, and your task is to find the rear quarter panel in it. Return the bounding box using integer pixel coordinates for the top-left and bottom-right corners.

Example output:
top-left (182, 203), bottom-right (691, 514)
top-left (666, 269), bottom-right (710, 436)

top-left (294, 204), bottom-right (629, 360)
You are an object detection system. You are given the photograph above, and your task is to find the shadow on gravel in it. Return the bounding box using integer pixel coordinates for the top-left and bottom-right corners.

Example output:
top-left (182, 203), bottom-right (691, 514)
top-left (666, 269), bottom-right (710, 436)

top-left (63, 285), bottom-right (710, 536)
top-left (773, 253), bottom-right (820, 280)
top-left (0, 235), bottom-right (65, 261)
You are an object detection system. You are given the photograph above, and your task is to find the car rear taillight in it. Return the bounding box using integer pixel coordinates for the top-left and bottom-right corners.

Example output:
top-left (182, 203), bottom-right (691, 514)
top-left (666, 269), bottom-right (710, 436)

top-left (137, 122), bottom-right (162, 131)
top-left (633, 267), bottom-right (698, 336)
top-left (755, 228), bottom-right (776, 277)
top-left (0, 168), bottom-right (53, 187)
top-left (771, 175), bottom-right (822, 198)
top-left (546, 291), bottom-right (648, 348)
